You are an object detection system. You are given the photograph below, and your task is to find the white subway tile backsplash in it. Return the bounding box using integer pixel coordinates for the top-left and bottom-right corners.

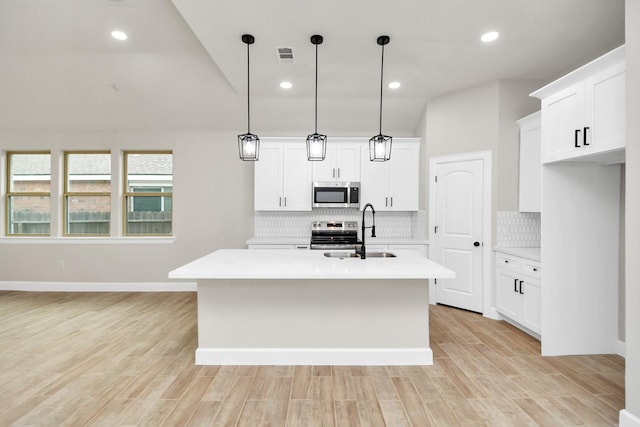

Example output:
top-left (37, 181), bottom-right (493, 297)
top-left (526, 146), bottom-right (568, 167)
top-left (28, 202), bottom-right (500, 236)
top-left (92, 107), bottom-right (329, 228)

top-left (254, 210), bottom-right (415, 238)
top-left (496, 211), bottom-right (541, 247)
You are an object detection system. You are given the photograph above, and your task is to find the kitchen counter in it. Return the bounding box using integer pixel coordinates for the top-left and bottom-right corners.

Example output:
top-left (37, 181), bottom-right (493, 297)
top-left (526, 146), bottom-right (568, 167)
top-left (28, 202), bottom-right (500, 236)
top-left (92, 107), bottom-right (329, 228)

top-left (494, 247), bottom-right (541, 262)
top-left (169, 249), bottom-right (454, 366)
top-left (169, 248), bottom-right (450, 280)
top-left (245, 236), bottom-right (429, 246)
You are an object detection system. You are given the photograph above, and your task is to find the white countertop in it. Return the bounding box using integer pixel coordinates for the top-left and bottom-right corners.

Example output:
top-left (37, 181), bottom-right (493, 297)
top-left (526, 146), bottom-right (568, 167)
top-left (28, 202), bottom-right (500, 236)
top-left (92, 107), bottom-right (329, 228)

top-left (494, 247), bottom-right (541, 262)
top-left (246, 237), bottom-right (429, 246)
top-left (169, 249), bottom-right (454, 280)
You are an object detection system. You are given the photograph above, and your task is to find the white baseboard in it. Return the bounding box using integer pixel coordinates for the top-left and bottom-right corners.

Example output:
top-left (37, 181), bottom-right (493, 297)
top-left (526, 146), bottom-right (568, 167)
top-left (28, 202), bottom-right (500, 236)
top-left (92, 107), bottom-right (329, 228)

top-left (620, 410), bottom-right (640, 427)
top-left (617, 340), bottom-right (626, 358)
top-left (483, 306), bottom-right (501, 320)
top-left (195, 347), bottom-right (434, 366)
top-left (0, 281), bottom-right (197, 292)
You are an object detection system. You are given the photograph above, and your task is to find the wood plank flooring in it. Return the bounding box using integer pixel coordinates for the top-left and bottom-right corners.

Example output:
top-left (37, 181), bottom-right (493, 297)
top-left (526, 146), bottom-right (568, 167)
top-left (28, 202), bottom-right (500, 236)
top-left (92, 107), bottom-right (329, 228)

top-left (0, 291), bottom-right (625, 426)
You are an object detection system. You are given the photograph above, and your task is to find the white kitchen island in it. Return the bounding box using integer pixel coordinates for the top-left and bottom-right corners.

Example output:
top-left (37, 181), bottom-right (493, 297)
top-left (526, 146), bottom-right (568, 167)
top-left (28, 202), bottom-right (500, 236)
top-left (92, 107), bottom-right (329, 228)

top-left (169, 249), bottom-right (455, 366)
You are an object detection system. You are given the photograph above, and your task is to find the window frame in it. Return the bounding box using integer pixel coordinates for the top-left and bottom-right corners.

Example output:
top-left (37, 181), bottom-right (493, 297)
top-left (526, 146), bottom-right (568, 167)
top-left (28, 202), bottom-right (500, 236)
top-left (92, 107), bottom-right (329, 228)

top-left (63, 150), bottom-right (112, 237)
top-left (5, 151), bottom-right (52, 237)
top-left (123, 150), bottom-right (173, 237)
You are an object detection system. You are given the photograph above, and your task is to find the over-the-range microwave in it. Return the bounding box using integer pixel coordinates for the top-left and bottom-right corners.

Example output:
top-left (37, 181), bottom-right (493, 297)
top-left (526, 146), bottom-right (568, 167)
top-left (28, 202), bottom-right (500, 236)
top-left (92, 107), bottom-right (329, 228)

top-left (312, 181), bottom-right (360, 209)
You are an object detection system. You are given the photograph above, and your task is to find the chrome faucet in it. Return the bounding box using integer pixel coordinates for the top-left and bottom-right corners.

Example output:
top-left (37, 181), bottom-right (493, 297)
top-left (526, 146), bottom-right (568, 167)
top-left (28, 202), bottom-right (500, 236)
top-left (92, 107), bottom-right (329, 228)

top-left (356, 203), bottom-right (376, 259)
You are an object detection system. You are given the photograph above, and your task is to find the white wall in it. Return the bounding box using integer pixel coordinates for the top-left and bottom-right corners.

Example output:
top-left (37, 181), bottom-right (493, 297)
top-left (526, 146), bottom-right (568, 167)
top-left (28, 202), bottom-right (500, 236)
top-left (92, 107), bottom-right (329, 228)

top-left (0, 130), bottom-right (254, 283)
top-left (421, 80), bottom-right (540, 236)
top-left (625, 0), bottom-right (640, 420)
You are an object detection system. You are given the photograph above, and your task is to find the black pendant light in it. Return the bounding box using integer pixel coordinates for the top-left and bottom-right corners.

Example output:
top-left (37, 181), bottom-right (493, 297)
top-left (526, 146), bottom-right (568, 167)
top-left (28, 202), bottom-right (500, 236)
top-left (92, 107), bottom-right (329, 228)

top-left (369, 35), bottom-right (392, 162)
top-left (307, 34), bottom-right (327, 161)
top-left (238, 34), bottom-right (259, 161)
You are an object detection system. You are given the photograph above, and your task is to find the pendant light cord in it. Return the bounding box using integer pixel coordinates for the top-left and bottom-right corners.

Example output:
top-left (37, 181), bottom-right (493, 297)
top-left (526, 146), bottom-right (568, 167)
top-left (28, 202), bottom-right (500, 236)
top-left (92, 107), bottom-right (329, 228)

top-left (314, 42), bottom-right (318, 133)
top-left (378, 43), bottom-right (385, 135)
top-left (246, 41), bottom-right (251, 133)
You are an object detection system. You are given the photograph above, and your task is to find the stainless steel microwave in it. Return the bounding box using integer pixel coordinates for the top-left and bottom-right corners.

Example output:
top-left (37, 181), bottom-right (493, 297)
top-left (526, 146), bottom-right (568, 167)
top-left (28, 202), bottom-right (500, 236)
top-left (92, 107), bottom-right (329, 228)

top-left (312, 182), bottom-right (360, 208)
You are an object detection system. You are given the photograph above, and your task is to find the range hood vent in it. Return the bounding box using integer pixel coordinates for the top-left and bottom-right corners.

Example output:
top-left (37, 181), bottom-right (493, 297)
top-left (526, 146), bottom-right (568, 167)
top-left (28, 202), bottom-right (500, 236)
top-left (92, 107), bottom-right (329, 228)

top-left (276, 46), bottom-right (295, 64)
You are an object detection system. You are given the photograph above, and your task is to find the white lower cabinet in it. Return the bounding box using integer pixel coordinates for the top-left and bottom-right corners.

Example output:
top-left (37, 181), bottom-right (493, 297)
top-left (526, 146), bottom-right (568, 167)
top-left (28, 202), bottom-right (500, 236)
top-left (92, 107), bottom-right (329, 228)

top-left (495, 252), bottom-right (541, 336)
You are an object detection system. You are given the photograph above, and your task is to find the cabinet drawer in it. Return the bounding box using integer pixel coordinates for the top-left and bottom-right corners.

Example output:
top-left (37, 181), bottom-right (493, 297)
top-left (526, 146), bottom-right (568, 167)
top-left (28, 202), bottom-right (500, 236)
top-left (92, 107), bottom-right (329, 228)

top-left (495, 254), bottom-right (521, 272)
top-left (522, 262), bottom-right (541, 279)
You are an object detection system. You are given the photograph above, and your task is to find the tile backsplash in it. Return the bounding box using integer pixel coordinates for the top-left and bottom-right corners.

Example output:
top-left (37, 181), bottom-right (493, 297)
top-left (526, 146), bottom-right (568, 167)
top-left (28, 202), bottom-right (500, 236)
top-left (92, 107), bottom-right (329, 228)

top-left (496, 211), bottom-right (541, 247)
top-left (255, 210), bottom-right (425, 238)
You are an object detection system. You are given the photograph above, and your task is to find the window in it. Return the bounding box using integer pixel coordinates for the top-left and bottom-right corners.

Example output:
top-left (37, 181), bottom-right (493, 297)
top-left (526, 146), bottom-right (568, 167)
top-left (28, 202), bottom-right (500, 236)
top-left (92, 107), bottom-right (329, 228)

top-left (6, 152), bottom-right (51, 236)
top-left (64, 152), bottom-right (111, 236)
top-left (124, 151), bottom-right (173, 236)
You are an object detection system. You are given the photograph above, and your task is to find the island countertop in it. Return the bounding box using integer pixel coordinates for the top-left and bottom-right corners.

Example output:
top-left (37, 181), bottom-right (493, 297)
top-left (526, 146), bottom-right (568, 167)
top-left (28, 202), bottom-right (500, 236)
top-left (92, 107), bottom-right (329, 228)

top-left (169, 249), bottom-right (455, 280)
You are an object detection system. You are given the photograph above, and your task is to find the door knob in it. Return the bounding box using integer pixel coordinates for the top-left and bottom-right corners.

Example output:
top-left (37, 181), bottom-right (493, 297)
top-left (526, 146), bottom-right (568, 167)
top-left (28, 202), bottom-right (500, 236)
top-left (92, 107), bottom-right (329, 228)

top-left (473, 241), bottom-right (480, 247)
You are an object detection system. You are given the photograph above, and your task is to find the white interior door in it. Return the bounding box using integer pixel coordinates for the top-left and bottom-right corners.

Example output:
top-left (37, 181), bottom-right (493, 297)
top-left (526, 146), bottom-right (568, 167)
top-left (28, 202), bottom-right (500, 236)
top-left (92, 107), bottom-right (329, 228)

top-left (432, 158), bottom-right (484, 313)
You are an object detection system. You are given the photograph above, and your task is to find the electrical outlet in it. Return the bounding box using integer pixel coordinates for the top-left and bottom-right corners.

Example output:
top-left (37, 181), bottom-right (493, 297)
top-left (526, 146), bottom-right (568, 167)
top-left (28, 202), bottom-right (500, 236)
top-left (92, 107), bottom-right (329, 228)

top-left (58, 260), bottom-right (65, 269)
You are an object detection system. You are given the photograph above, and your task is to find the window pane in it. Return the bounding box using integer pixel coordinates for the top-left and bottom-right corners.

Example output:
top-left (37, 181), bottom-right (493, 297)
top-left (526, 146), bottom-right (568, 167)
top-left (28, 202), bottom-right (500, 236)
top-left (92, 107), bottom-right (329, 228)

top-left (9, 153), bottom-right (51, 193)
top-left (126, 195), bottom-right (172, 235)
top-left (126, 153), bottom-right (173, 193)
top-left (67, 153), bottom-right (111, 193)
top-left (8, 196), bottom-right (51, 235)
top-left (66, 196), bottom-right (111, 235)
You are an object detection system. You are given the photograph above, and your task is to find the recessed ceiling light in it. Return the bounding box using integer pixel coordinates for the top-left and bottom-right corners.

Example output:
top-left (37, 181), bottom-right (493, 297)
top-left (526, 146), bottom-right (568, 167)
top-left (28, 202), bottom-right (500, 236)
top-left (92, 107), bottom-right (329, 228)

top-left (388, 81), bottom-right (401, 89)
top-left (481, 31), bottom-right (499, 43)
top-left (280, 81), bottom-right (292, 89)
top-left (111, 30), bottom-right (128, 41)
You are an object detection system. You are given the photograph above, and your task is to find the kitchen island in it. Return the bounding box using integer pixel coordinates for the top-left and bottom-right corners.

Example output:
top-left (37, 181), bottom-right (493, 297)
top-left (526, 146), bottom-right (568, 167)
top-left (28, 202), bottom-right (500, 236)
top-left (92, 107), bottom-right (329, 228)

top-left (169, 249), bottom-right (455, 365)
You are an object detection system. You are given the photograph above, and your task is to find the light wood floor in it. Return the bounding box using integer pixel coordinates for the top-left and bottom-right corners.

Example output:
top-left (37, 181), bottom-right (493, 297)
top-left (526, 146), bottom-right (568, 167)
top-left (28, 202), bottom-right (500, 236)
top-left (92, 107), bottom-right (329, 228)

top-left (0, 292), bottom-right (624, 426)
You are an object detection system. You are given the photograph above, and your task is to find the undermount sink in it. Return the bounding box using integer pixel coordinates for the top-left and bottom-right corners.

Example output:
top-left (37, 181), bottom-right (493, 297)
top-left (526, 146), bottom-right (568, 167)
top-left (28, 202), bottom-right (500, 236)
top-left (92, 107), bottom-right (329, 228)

top-left (365, 252), bottom-right (396, 258)
top-left (323, 252), bottom-right (396, 258)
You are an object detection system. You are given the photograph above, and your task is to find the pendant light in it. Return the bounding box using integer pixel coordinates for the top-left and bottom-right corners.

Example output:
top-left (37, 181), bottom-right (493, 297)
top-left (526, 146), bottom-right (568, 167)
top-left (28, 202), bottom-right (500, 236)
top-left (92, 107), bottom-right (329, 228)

top-left (238, 34), bottom-right (259, 161)
top-left (369, 35), bottom-right (392, 162)
top-left (307, 34), bottom-right (327, 161)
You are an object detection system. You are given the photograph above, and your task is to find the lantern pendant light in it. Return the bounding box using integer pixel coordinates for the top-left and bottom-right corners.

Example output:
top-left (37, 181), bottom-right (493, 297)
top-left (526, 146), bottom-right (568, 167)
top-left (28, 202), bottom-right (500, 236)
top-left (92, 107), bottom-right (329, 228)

top-left (307, 35), bottom-right (327, 161)
top-left (238, 34), bottom-right (259, 161)
top-left (369, 35), bottom-right (392, 162)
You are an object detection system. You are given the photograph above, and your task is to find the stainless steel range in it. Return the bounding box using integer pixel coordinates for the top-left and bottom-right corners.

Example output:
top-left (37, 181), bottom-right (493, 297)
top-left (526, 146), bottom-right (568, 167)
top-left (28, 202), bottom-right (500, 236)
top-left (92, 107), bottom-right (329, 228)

top-left (310, 221), bottom-right (361, 250)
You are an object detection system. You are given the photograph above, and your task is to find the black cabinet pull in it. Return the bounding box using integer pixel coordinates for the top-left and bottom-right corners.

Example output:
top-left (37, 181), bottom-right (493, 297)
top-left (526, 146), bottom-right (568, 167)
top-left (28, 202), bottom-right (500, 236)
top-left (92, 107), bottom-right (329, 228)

top-left (519, 280), bottom-right (524, 294)
top-left (583, 127), bottom-right (590, 146)
top-left (473, 241), bottom-right (480, 247)
top-left (514, 278), bottom-right (518, 293)
top-left (504, 260), bottom-right (509, 264)
top-left (574, 129), bottom-right (581, 148)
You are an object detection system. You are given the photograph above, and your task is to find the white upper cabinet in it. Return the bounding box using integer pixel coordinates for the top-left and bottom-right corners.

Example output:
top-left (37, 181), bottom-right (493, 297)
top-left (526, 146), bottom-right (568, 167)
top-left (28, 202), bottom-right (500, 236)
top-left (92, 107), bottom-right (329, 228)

top-left (532, 46), bottom-right (625, 164)
top-left (517, 111), bottom-right (541, 212)
top-left (360, 140), bottom-right (420, 211)
top-left (312, 141), bottom-right (361, 183)
top-left (254, 140), bottom-right (312, 211)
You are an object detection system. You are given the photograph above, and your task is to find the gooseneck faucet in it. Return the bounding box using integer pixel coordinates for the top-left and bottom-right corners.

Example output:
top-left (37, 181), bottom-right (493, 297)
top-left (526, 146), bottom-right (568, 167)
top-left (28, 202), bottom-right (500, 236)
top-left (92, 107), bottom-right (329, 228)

top-left (356, 203), bottom-right (376, 259)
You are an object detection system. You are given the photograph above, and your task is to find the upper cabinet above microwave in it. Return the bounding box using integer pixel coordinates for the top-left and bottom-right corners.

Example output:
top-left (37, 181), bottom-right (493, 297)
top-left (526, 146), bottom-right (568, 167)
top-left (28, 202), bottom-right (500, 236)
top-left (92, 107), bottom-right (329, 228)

top-left (531, 45), bottom-right (625, 164)
top-left (312, 141), bottom-right (361, 183)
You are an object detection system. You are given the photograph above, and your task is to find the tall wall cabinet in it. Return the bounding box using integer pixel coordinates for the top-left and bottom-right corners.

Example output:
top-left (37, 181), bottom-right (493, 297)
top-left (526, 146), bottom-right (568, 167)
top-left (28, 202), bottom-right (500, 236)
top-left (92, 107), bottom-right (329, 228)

top-left (531, 45), bottom-right (624, 356)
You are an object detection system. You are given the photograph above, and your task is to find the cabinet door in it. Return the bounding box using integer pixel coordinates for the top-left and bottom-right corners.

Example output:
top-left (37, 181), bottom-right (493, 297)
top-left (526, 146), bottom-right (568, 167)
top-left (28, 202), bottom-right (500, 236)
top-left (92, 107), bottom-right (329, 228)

top-left (518, 113), bottom-right (542, 212)
top-left (360, 150), bottom-right (390, 210)
top-left (336, 144), bottom-right (361, 182)
top-left (282, 145), bottom-right (312, 211)
top-left (312, 146), bottom-right (337, 182)
top-left (584, 62), bottom-right (626, 156)
top-left (388, 144), bottom-right (419, 211)
top-left (522, 280), bottom-right (542, 334)
top-left (495, 268), bottom-right (523, 320)
top-left (541, 83), bottom-right (584, 163)
top-left (254, 144), bottom-right (283, 210)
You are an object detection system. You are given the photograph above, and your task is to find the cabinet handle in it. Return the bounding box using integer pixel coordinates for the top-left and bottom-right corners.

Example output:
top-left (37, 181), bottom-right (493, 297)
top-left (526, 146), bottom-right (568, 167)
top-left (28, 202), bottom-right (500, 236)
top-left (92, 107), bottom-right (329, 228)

top-left (574, 129), bottom-right (581, 148)
top-left (332, 168), bottom-right (336, 178)
top-left (504, 260), bottom-right (509, 264)
top-left (519, 280), bottom-right (524, 295)
top-left (279, 197), bottom-right (282, 207)
top-left (583, 127), bottom-right (590, 146)
top-left (284, 197), bottom-right (287, 207)
top-left (533, 267), bottom-right (538, 272)
top-left (385, 197), bottom-right (388, 207)
top-left (337, 168), bottom-right (341, 178)
top-left (514, 278), bottom-right (518, 293)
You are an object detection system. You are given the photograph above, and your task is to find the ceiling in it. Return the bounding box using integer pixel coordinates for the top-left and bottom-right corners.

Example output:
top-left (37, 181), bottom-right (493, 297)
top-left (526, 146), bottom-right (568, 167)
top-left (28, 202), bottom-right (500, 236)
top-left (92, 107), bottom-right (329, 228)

top-left (0, 0), bottom-right (625, 135)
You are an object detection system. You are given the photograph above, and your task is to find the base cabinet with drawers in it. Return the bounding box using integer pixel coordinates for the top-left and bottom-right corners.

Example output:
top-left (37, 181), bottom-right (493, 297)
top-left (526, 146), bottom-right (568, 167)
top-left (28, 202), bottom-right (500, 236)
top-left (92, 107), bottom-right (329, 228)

top-left (495, 251), bottom-right (541, 336)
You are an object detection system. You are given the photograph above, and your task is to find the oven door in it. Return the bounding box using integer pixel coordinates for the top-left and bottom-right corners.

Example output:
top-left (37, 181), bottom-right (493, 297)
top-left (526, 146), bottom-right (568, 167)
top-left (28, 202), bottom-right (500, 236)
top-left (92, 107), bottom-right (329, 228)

top-left (312, 183), bottom-right (348, 208)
